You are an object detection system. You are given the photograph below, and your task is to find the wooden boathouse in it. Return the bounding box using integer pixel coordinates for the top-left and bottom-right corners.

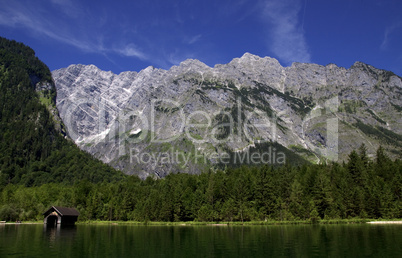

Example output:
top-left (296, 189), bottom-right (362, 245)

top-left (43, 206), bottom-right (80, 226)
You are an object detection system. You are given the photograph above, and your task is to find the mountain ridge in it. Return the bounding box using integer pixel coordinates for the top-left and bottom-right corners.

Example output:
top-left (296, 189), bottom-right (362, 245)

top-left (53, 53), bottom-right (402, 178)
top-left (58, 52), bottom-right (402, 80)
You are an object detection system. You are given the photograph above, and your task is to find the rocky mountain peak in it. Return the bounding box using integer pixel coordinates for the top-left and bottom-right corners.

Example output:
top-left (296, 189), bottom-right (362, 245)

top-left (350, 61), bottom-right (385, 76)
top-left (239, 52), bottom-right (262, 61)
top-left (179, 58), bottom-right (209, 69)
top-left (52, 54), bottom-right (402, 178)
top-left (228, 52), bottom-right (282, 68)
top-left (325, 63), bottom-right (340, 69)
top-left (351, 61), bottom-right (368, 68)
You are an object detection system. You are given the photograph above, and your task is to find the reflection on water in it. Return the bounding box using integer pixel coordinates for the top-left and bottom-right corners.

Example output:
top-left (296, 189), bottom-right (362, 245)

top-left (46, 224), bottom-right (59, 244)
top-left (0, 224), bottom-right (402, 257)
top-left (44, 224), bottom-right (77, 247)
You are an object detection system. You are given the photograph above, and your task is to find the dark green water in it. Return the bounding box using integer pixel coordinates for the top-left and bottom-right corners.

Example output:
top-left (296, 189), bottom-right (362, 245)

top-left (1, 224), bottom-right (401, 257)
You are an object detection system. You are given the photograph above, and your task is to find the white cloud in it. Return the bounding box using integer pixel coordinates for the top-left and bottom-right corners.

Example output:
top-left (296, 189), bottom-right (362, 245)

top-left (0, 0), bottom-right (148, 61)
top-left (261, 0), bottom-right (311, 64)
top-left (50, 0), bottom-right (73, 8)
top-left (0, 4), bottom-right (32, 28)
top-left (50, 0), bottom-right (83, 19)
top-left (381, 22), bottom-right (402, 51)
top-left (186, 34), bottom-right (202, 45)
top-left (117, 44), bottom-right (147, 60)
top-left (0, 1), bottom-right (93, 51)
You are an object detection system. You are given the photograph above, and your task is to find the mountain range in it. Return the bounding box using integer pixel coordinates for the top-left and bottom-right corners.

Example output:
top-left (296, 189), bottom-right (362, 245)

top-left (52, 53), bottom-right (402, 178)
top-left (2, 37), bottom-right (401, 223)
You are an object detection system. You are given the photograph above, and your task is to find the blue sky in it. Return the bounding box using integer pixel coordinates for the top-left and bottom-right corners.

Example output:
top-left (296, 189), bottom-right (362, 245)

top-left (1, 0), bottom-right (402, 76)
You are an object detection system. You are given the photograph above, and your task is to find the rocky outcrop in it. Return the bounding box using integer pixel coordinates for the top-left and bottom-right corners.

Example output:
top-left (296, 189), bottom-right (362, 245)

top-left (52, 53), bottom-right (402, 178)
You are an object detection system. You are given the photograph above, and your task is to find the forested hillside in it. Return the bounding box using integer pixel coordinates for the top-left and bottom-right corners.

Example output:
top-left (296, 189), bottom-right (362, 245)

top-left (0, 37), bottom-right (124, 187)
top-left (1, 145), bottom-right (401, 222)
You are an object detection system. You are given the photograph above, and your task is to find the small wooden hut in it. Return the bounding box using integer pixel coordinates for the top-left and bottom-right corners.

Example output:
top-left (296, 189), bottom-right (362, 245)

top-left (43, 206), bottom-right (80, 226)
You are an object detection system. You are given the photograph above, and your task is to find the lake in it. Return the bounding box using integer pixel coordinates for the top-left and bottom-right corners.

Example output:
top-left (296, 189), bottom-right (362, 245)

top-left (1, 223), bottom-right (401, 257)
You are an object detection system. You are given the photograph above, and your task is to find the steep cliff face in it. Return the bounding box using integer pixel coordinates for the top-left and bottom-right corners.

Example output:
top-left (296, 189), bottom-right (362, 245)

top-left (0, 37), bottom-right (124, 186)
top-left (52, 53), bottom-right (402, 178)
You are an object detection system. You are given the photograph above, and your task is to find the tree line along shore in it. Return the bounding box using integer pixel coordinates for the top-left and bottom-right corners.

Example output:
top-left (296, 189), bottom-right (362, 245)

top-left (1, 145), bottom-right (401, 223)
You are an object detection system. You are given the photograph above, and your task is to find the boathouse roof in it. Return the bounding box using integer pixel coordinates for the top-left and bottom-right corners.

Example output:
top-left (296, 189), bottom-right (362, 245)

top-left (43, 206), bottom-right (80, 216)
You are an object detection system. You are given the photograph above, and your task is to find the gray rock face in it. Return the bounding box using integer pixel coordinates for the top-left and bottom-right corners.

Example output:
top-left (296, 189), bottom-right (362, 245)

top-left (52, 53), bottom-right (402, 178)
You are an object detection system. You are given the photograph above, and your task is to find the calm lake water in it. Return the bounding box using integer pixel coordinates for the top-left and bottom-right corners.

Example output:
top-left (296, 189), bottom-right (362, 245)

top-left (1, 223), bottom-right (401, 257)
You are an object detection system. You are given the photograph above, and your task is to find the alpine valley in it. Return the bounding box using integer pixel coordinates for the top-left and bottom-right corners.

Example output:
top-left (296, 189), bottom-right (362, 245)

top-left (1, 37), bottom-right (402, 223)
top-left (52, 53), bottom-right (402, 178)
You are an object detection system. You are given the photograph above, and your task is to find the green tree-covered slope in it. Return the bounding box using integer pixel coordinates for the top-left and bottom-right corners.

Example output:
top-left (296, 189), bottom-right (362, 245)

top-left (0, 37), bottom-right (125, 187)
top-left (1, 145), bottom-right (400, 222)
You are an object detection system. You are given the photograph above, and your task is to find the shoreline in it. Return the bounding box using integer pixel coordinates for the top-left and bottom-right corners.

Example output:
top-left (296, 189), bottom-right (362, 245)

top-left (367, 221), bottom-right (402, 224)
top-left (0, 222), bottom-right (43, 225)
top-left (75, 219), bottom-right (402, 226)
top-left (2, 219), bottom-right (402, 226)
